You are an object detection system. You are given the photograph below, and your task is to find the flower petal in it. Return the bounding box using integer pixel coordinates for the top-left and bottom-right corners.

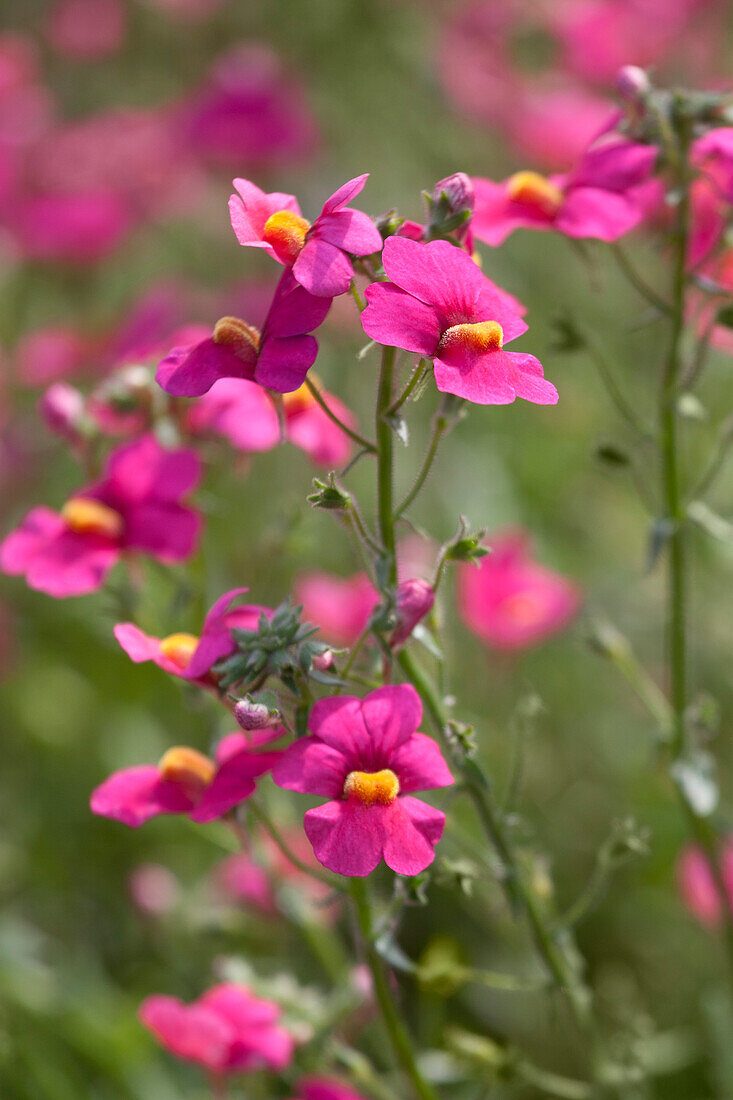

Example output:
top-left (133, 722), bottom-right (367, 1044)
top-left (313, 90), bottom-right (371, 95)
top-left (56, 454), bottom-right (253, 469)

top-left (304, 800), bottom-right (386, 876)
top-left (272, 736), bottom-right (348, 798)
top-left (157, 338), bottom-right (253, 397)
top-left (321, 174), bottom-right (369, 215)
top-left (190, 750), bottom-right (280, 823)
top-left (293, 238), bottom-right (354, 297)
top-left (254, 334), bottom-right (319, 393)
top-left (314, 209), bottom-right (382, 254)
top-left (382, 797), bottom-right (445, 875)
top-left (90, 765), bottom-right (194, 826)
top-left (390, 733), bottom-right (453, 793)
top-left (361, 283), bottom-right (440, 355)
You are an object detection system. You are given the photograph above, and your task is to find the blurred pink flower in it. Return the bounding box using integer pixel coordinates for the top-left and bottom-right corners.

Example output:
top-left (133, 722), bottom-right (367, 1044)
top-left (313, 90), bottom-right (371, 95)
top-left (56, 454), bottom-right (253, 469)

top-left (139, 983), bottom-right (294, 1075)
top-left (458, 530), bottom-right (581, 650)
top-left (677, 840), bottom-right (733, 927)
top-left (46, 0), bottom-right (126, 61)
top-left (128, 863), bottom-right (180, 917)
top-left (362, 236), bottom-right (556, 406)
top-left (391, 578), bottom-right (435, 647)
top-left (11, 191), bottom-right (133, 264)
top-left (0, 434), bottom-right (201, 596)
top-left (38, 382), bottom-right (85, 443)
top-left (230, 174), bottom-right (382, 298)
top-left (295, 571), bottom-right (379, 648)
top-left (297, 1079), bottom-right (369, 1100)
top-left (114, 587), bottom-right (271, 685)
top-left (91, 731), bottom-right (281, 827)
top-left (15, 326), bottom-right (98, 385)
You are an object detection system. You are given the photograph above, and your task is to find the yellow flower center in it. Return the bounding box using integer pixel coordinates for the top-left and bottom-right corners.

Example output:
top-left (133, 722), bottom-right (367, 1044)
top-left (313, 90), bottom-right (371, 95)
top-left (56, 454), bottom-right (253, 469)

top-left (501, 591), bottom-right (545, 626)
top-left (438, 321), bottom-right (504, 356)
top-left (158, 746), bottom-right (215, 801)
top-left (281, 372), bottom-right (320, 416)
top-left (506, 171), bottom-right (563, 216)
top-left (61, 497), bottom-right (124, 540)
top-left (212, 316), bottom-right (261, 365)
top-left (262, 210), bottom-right (311, 265)
top-left (159, 632), bottom-right (200, 671)
top-left (344, 769), bottom-right (400, 806)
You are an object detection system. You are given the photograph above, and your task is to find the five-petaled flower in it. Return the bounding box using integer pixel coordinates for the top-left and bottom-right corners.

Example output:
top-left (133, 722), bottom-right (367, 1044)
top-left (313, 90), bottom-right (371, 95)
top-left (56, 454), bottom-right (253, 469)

top-left (471, 137), bottom-right (659, 245)
top-left (273, 684), bottom-right (453, 877)
top-left (90, 730), bottom-right (281, 827)
top-left (114, 587), bottom-right (271, 685)
top-left (0, 433), bottom-right (201, 597)
top-left (361, 235), bottom-right (557, 405)
top-left (139, 983), bottom-right (294, 1077)
top-left (156, 271), bottom-right (332, 396)
top-left (228, 174), bottom-right (383, 297)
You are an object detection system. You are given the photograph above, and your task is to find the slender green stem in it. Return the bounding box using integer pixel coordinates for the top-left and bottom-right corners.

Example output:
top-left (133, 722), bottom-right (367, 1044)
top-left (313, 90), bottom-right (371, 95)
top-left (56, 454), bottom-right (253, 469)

top-left (350, 278), bottom-right (367, 313)
top-left (574, 318), bottom-right (653, 439)
top-left (305, 376), bottom-right (377, 454)
top-left (689, 415), bottom-right (733, 501)
top-left (386, 359), bottom-right (428, 417)
top-left (350, 878), bottom-right (440, 1100)
top-left (376, 346), bottom-right (398, 584)
top-left (395, 415), bottom-right (447, 519)
top-left (610, 242), bottom-right (672, 315)
top-left (248, 800), bottom-right (342, 891)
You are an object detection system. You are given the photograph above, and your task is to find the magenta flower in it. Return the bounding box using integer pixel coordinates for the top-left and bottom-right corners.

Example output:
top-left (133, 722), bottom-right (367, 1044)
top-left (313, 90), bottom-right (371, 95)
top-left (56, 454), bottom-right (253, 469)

top-left (139, 983), bottom-right (294, 1077)
top-left (361, 236), bottom-right (556, 406)
top-left (472, 137), bottom-right (658, 245)
top-left (189, 376), bottom-right (356, 466)
top-left (229, 174), bottom-right (382, 297)
top-left (296, 1079), bottom-right (368, 1100)
top-left (91, 730), bottom-right (281, 827)
top-left (156, 272), bottom-right (331, 396)
top-left (677, 840), bottom-right (733, 928)
top-left (0, 434), bottom-right (201, 597)
top-left (273, 684), bottom-right (453, 877)
top-left (114, 587), bottom-right (270, 685)
top-left (295, 571), bottom-right (379, 647)
top-left (391, 578), bottom-right (435, 648)
top-left (458, 531), bottom-right (581, 651)
top-left (12, 191), bottom-right (133, 264)
top-left (46, 0), bottom-right (126, 61)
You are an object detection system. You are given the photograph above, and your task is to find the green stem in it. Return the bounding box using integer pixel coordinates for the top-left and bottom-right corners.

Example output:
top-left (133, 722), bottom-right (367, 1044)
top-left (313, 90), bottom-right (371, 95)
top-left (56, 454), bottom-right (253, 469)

top-left (350, 278), bottom-right (367, 313)
top-left (386, 359), bottom-right (428, 417)
top-left (376, 346), bottom-right (398, 584)
top-left (350, 878), bottom-right (440, 1100)
top-left (395, 413), bottom-right (447, 519)
top-left (305, 376), bottom-right (377, 454)
top-left (610, 242), bottom-right (672, 316)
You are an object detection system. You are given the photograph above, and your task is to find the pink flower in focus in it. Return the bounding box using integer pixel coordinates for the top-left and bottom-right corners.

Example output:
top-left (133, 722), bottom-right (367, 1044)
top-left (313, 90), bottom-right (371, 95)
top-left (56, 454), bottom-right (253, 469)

top-left (362, 236), bottom-right (557, 406)
top-left (295, 572), bottom-right (379, 648)
top-left (273, 684), bottom-right (453, 877)
top-left (189, 376), bottom-right (356, 466)
top-left (229, 175), bottom-right (382, 297)
top-left (0, 434), bottom-right (201, 597)
top-left (139, 983), bottom-right (294, 1076)
top-left (472, 137), bottom-right (658, 246)
top-left (458, 531), bottom-right (581, 650)
top-left (46, 0), bottom-right (126, 60)
top-left (114, 587), bottom-right (271, 685)
top-left (677, 840), bottom-right (733, 927)
top-left (156, 272), bottom-right (332, 396)
top-left (91, 730), bottom-right (281, 827)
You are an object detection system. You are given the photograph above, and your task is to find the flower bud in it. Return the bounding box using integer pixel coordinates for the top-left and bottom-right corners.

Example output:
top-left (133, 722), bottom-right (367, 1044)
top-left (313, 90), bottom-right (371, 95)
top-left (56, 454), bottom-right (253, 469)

top-left (433, 172), bottom-right (474, 216)
top-left (312, 648), bottom-right (334, 671)
top-left (615, 65), bottom-right (651, 104)
top-left (234, 696), bottom-right (274, 730)
top-left (39, 382), bottom-right (85, 442)
top-left (390, 578), bottom-right (435, 647)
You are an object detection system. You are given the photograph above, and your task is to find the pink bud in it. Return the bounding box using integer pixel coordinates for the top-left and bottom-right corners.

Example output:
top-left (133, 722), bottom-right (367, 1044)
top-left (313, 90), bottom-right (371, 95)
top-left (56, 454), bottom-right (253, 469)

top-left (434, 172), bottom-right (474, 214)
top-left (39, 382), bottom-right (85, 442)
top-left (390, 578), bottom-right (435, 647)
top-left (312, 648), bottom-right (334, 671)
top-left (615, 65), bottom-right (650, 103)
top-left (234, 697), bottom-right (273, 730)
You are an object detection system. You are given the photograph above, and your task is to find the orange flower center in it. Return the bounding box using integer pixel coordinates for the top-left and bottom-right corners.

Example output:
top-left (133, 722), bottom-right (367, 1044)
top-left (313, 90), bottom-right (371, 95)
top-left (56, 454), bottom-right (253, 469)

top-left (158, 746), bottom-right (215, 801)
top-left (262, 210), bottom-right (311, 265)
top-left (344, 769), bottom-right (400, 806)
top-left (212, 316), bottom-right (261, 365)
top-left (159, 632), bottom-right (200, 671)
top-left (506, 171), bottom-right (563, 216)
top-left (438, 320), bottom-right (504, 356)
top-left (61, 497), bottom-right (124, 540)
top-left (501, 591), bottom-right (546, 626)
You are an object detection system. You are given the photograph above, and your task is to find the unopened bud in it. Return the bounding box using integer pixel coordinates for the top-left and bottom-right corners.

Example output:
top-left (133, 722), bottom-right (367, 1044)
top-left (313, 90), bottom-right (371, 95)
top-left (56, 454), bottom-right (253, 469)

top-left (234, 696), bottom-right (274, 730)
top-left (312, 648), bottom-right (335, 671)
top-left (433, 172), bottom-right (474, 215)
top-left (615, 65), bottom-right (651, 103)
top-left (390, 578), bottom-right (435, 647)
top-left (39, 382), bottom-right (85, 442)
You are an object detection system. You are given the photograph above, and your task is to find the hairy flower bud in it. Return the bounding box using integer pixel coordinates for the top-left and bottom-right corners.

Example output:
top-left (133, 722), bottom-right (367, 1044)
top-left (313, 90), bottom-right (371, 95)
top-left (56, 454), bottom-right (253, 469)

top-left (390, 578), bottom-right (435, 647)
top-left (433, 172), bottom-right (474, 216)
top-left (312, 648), bottom-right (335, 671)
top-left (615, 65), bottom-right (651, 104)
top-left (234, 696), bottom-right (275, 730)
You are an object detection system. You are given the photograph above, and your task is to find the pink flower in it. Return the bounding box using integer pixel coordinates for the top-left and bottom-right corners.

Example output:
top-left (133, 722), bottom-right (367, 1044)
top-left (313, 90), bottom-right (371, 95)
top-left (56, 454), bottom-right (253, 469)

top-left (139, 983), bottom-right (294, 1076)
top-left (295, 572), bottom-right (379, 647)
top-left (216, 852), bottom-right (276, 914)
top-left (14, 326), bottom-right (98, 385)
top-left (46, 0), bottom-right (126, 61)
top-left (114, 587), bottom-right (271, 685)
top-left (677, 840), bottom-right (733, 927)
top-left (296, 1079), bottom-right (368, 1100)
top-left (229, 175), bottom-right (382, 297)
top-left (189, 376), bottom-right (356, 466)
top-left (472, 137), bottom-right (658, 246)
top-left (0, 434), bottom-right (201, 597)
top-left (128, 863), bottom-right (179, 917)
top-left (12, 191), bottom-right (133, 264)
top-left (458, 531), bottom-right (581, 651)
top-left (91, 730), bottom-right (281, 827)
top-left (273, 684), bottom-right (453, 877)
top-left (156, 272), bottom-right (331, 396)
top-left (38, 382), bottom-right (85, 443)
top-left (361, 236), bottom-right (556, 406)
top-left (391, 578), bottom-right (435, 647)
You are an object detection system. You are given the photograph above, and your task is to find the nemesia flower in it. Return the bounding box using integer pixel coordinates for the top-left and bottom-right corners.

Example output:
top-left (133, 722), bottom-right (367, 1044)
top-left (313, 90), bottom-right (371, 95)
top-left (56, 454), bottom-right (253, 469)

top-left (295, 571), bottom-right (379, 647)
top-left (676, 840), bottom-right (733, 927)
top-left (139, 983), bottom-right (294, 1076)
top-left (46, 0), bottom-right (126, 60)
top-left (361, 236), bottom-right (557, 406)
top-left (295, 1078), bottom-right (368, 1100)
top-left (229, 175), bottom-right (382, 297)
top-left (273, 684), bottom-right (453, 876)
top-left (391, 578), bottom-right (435, 647)
top-left (156, 271), bottom-right (332, 396)
top-left (0, 433), bottom-right (201, 597)
top-left (508, 83), bottom-right (614, 170)
top-left (14, 326), bottom-right (98, 385)
top-left (114, 587), bottom-right (271, 685)
top-left (189, 375), bottom-right (356, 466)
top-left (472, 137), bottom-right (658, 246)
top-left (12, 191), bottom-right (133, 264)
top-left (458, 531), bottom-right (581, 650)
top-left (90, 729), bottom-right (281, 827)
top-left (688, 129), bottom-right (733, 266)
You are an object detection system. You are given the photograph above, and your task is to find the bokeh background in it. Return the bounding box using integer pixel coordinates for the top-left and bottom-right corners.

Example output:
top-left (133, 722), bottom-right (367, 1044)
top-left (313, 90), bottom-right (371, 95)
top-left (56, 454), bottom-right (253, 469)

top-left (1, 1), bottom-right (733, 1096)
